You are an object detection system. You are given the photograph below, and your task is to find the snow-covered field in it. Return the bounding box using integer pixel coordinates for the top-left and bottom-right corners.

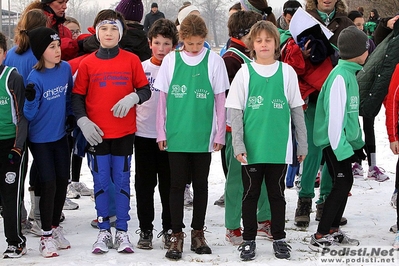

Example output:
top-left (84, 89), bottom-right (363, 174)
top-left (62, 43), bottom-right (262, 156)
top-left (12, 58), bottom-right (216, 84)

top-left (0, 108), bottom-right (398, 266)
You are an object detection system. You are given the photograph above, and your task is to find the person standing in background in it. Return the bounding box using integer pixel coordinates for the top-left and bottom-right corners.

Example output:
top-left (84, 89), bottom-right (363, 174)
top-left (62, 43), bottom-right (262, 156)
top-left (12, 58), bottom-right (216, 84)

top-left (143, 3), bottom-right (165, 34)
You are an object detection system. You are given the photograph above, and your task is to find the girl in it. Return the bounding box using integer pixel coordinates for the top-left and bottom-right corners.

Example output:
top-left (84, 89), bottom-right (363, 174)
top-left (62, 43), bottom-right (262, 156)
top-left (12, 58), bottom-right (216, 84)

top-left (225, 21), bottom-right (307, 260)
top-left (155, 14), bottom-right (229, 260)
top-left (24, 27), bottom-right (73, 258)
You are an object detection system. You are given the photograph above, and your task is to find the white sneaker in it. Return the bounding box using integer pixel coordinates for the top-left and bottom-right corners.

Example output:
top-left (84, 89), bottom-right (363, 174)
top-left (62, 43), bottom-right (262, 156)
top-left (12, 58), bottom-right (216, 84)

top-left (92, 230), bottom-right (113, 254)
top-left (30, 219), bottom-right (42, 236)
top-left (225, 228), bottom-right (243, 245)
top-left (63, 198), bottom-right (79, 210)
top-left (71, 182), bottom-right (93, 196)
top-left (391, 191), bottom-right (397, 209)
top-left (53, 226), bottom-right (71, 249)
top-left (66, 184), bottom-right (81, 199)
top-left (114, 230), bottom-right (134, 253)
top-left (39, 236), bottom-right (59, 258)
top-left (393, 231), bottom-right (399, 250)
top-left (368, 166), bottom-right (389, 182)
top-left (352, 162), bottom-right (364, 178)
top-left (184, 184), bottom-right (193, 207)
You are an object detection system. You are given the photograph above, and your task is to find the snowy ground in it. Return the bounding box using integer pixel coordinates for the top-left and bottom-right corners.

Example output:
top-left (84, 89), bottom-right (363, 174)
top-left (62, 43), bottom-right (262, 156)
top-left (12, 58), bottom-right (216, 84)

top-left (0, 108), bottom-right (398, 266)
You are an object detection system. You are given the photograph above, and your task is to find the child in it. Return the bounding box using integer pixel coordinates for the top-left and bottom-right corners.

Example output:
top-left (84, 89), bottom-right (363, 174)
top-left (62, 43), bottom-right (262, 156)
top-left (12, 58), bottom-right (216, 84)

top-left (72, 9), bottom-right (150, 254)
top-left (24, 27), bottom-right (73, 258)
top-left (155, 14), bottom-right (229, 260)
top-left (134, 18), bottom-right (178, 250)
top-left (225, 20), bottom-right (307, 260)
top-left (222, 10), bottom-right (273, 246)
top-left (0, 32), bottom-right (28, 258)
top-left (309, 26), bottom-right (369, 252)
top-left (383, 63), bottom-right (399, 249)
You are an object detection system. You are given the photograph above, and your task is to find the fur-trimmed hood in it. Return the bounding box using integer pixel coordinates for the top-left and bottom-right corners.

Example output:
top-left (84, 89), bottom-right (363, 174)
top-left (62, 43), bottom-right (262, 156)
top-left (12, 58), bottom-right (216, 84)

top-left (306, 0), bottom-right (347, 14)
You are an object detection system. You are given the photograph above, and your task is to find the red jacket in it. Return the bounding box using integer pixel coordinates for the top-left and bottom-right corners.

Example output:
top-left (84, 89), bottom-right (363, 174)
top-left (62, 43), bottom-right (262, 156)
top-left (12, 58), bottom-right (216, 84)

top-left (385, 64), bottom-right (399, 142)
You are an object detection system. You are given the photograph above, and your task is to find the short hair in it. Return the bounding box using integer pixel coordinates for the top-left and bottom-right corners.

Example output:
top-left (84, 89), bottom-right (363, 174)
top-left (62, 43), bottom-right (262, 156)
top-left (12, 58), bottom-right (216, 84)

top-left (179, 14), bottom-right (207, 40)
top-left (229, 2), bottom-right (241, 12)
top-left (64, 16), bottom-right (81, 29)
top-left (147, 18), bottom-right (179, 46)
top-left (93, 9), bottom-right (127, 36)
top-left (0, 32), bottom-right (7, 52)
top-left (245, 20), bottom-right (280, 60)
top-left (348, 10), bottom-right (363, 21)
top-left (283, 0), bottom-right (302, 16)
top-left (228, 10), bottom-right (262, 39)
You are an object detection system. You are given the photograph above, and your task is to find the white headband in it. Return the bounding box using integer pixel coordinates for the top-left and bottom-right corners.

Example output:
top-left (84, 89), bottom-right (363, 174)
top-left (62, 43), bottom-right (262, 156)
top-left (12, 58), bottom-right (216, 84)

top-left (177, 5), bottom-right (200, 24)
top-left (96, 19), bottom-right (123, 42)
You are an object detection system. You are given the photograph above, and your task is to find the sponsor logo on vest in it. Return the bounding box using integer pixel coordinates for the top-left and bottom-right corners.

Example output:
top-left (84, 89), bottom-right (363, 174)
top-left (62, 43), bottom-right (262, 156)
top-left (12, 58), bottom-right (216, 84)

top-left (194, 89), bottom-right (209, 99)
top-left (272, 99), bottom-right (285, 109)
top-left (171, 84), bottom-right (187, 98)
top-left (248, 96), bottom-right (264, 109)
top-left (349, 96), bottom-right (358, 111)
top-left (0, 96), bottom-right (9, 105)
top-left (5, 172), bottom-right (16, 184)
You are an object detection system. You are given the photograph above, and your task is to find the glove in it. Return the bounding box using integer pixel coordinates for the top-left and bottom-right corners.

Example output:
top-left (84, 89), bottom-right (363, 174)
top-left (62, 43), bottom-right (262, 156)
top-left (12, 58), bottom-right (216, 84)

top-left (111, 93), bottom-right (139, 118)
top-left (8, 147), bottom-right (22, 165)
top-left (354, 146), bottom-right (367, 161)
top-left (77, 117), bottom-right (104, 146)
top-left (66, 115), bottom-right (76, 133)
top-left (25, 83), bottom-right (36, 101)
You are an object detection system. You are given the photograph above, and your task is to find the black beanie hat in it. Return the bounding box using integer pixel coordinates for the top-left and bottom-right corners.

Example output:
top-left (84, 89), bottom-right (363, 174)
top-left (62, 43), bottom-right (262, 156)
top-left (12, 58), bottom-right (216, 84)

top-left (41, 0), bottom-right (56, 3)
top-left (151, 3), bottom-right (158, 8)
top-left (28, 27), bottom-right (61, 60)
top-left (338, 26), bottom-right (369, 60)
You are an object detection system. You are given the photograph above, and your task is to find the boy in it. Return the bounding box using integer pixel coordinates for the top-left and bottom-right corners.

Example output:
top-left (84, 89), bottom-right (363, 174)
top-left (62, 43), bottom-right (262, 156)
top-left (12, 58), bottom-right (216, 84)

top-left (72, 9), bottom-right (150, 254)
top-left (309, 26), bottom-right (369, 251)
top-left (134, 18), bottom-right (178, 250)
top-left (0, 32), bottom-right (28, 258)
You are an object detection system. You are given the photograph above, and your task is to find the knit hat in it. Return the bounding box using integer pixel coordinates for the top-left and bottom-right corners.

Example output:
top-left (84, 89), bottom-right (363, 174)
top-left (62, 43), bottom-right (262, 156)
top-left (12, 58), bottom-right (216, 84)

top-left (151, 2), bottom-right (158, 8)
top-left (41, 0), bottom-right (55, 3)
top-left (115, 0), bottom-right (144, 22)
top-left (28, 27), bottom-right (60, 60)
top-left (338, 26), bottom-right (369, 60)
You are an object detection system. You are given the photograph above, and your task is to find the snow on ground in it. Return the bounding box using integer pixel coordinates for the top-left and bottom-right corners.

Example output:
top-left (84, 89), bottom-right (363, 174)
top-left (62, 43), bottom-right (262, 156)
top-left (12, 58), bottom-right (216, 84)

top-left (0, 108), bottom-right (398, 266)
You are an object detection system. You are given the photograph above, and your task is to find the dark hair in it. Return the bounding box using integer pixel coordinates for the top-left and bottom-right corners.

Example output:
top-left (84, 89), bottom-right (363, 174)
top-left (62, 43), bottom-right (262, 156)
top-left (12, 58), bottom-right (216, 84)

top-left (93, 9), bottom-right (127, 35)
top-left (147, 18), bottom-right (179, 46)
top-left (228, 11), bottom-right (262, 39)
top-left (348, 10), bottom-right (363, 21)
top-left (0, 32), bottom-right (7, 52)
top-left (247, 0), bottom-right (276, 25)
top-left (229, 2), bottom-right (241, 12)
top-left (283, 0), bottom-right (302, 16)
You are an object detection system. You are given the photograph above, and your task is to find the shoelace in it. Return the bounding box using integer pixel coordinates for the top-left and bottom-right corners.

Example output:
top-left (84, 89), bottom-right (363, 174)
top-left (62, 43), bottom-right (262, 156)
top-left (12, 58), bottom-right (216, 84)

top-left (97, 230), bottom-right (111, 242)
top-left (275, 241), bottom-right (291, 252)
top-left (5, 245), bottom-right (17, 252)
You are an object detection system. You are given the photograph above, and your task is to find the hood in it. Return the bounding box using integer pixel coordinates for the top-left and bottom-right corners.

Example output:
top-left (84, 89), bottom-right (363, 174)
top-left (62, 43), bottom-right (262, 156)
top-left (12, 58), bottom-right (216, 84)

top-left (306, 0), bottom-right (347, 14)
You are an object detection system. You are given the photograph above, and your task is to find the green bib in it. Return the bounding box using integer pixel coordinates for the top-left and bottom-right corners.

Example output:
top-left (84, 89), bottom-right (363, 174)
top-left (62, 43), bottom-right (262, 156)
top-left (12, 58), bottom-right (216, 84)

top-left (166, 50), bottom-right (214, 152)
top-left (0, 66), bottom-right (17, 140)
top-left (243, 62), bottom-right (290, 164)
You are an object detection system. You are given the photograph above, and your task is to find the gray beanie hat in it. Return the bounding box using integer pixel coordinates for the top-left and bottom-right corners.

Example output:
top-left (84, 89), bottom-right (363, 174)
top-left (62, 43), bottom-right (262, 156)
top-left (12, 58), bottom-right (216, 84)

top-left (338, 26), bottom-right (369, 60)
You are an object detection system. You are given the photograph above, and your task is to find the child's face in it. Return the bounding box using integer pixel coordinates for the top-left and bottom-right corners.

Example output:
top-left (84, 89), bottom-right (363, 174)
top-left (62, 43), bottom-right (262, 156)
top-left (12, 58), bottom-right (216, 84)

top-left (0, 48), bottom-right (6, 65)
top-left (98, 23), bottom-right (120, 49)
top-left (65, 22), bottom-right (81, 40)
top-left (253, 30), bottom-right (276, 65)
top-left (43, 40), bottom-right (61, 68)
top-left (150, 35), bottom-right (174, 61)
top-left (183, 35), bottom-right (205, 54)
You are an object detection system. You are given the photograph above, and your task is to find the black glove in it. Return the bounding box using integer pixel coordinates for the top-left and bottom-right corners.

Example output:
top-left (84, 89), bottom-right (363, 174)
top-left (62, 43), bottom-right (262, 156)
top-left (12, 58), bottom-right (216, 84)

top-left (8, 147), bottom-right (22, 165)
top-left (25, 83), bottom-right (36, 101)
top-left (354, 147), bottom-right (367, 161)
top-left (66, 115), bottom-right (77, 133)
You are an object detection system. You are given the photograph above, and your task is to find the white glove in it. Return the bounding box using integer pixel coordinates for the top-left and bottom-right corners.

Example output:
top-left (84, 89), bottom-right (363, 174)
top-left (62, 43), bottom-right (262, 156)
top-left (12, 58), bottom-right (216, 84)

top-left (77, 117), bottom-right (104, 146)
top-left (111, 92), bottom-right (139, 118)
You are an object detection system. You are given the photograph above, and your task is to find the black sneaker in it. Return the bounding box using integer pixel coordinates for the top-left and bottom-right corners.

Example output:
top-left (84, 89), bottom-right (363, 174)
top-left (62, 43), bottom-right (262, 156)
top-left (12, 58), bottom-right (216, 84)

top-left (238, 240), bottom-right (256, 261)
top-left (273, 240), bottom-right (291, 259)
top-left (136, 229), bottom-right (153, 250)
top-left (3, 245), bottom-right (27, 258)
top-left (157, 229), bottom-right (173, 249)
